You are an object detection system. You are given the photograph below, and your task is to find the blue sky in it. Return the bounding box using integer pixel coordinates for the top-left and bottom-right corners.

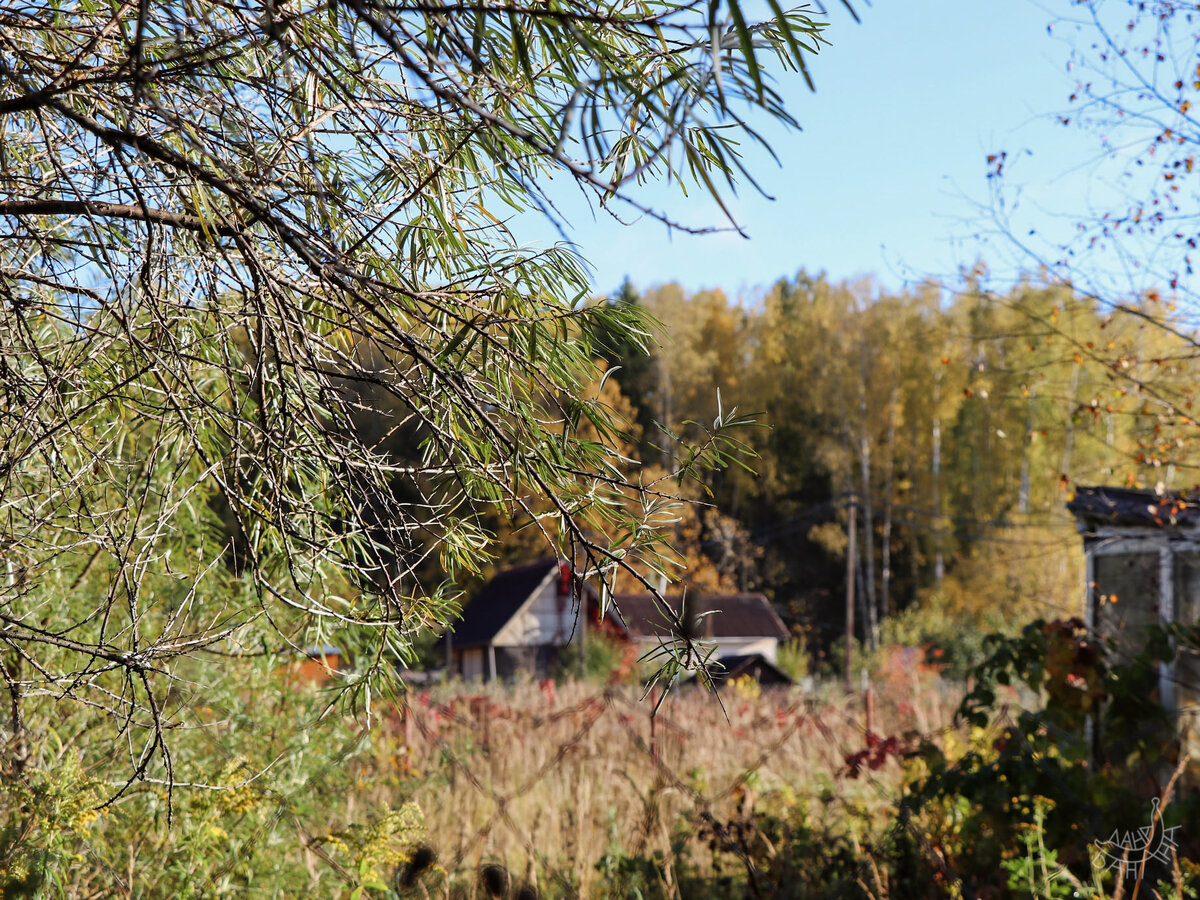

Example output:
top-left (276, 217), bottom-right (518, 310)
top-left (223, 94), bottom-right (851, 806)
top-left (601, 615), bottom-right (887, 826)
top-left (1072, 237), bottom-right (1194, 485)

top-left (522, 0), bottom-right (1107, 298)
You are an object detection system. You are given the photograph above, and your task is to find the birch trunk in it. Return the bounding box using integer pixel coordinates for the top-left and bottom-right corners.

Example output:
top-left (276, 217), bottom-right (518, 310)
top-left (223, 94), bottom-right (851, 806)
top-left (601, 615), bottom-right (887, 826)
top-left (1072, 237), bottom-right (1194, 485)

top-left (859, 433), bottom-right (878, 651)
top-left (880, 394), bottom-right (897, 621)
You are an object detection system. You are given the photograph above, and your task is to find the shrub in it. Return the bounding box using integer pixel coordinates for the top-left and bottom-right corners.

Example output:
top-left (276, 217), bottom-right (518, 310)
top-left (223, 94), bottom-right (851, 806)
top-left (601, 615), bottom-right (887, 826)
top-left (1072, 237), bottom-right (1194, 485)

top-left (903, 618), bottom-right (1200, 896)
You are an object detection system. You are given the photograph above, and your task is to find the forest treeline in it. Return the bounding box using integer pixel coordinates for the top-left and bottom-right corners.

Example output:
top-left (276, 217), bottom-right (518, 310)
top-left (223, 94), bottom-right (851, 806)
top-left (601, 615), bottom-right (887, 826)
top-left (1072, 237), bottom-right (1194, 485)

top-left (532, 271), bottom-right (1200, 663)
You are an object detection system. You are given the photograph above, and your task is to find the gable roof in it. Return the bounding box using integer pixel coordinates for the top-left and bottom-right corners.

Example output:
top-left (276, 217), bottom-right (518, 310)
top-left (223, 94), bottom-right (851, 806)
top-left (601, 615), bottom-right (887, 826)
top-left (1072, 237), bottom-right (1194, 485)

top-left (1068, 485), bottom-right (1200, 531)
top-left (443, 559), bottom-right (559, 649)
top-left (613, 592), bottom-right (789, 642)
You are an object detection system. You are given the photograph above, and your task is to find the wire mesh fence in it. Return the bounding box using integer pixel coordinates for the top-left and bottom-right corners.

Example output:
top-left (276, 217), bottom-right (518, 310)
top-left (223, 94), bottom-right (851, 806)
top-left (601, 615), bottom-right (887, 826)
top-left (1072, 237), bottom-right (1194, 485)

top-left (3, 652), bottom-right (964, 897)
top-left (351, 669), bottom-right (961, 897)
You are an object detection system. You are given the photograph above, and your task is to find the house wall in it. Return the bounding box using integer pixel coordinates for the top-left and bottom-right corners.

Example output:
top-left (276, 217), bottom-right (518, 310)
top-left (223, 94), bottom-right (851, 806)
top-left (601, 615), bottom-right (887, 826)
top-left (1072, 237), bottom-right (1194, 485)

top-left (460, 647), bottom-right (484, 681)
top-left (1175, 551), bottom-right (1200, 772)
top-left (454, 645), bottom-right (558, 681)
top-left (1085, 530), bottom-right (1200, 779)
top-left (283, 653), bottom-right (341, 686)
top-left (496, 645), bottom-right (557, 678)
top-left (634, 636), bottom-right (779, 662)
top-left (493, 571), bottom-right (579, 648)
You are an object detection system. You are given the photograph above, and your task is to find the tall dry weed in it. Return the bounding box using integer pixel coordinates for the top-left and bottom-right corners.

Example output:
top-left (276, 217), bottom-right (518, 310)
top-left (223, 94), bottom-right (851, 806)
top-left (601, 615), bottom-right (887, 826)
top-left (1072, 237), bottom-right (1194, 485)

top-left (347, 674), bottom-right (956, 895)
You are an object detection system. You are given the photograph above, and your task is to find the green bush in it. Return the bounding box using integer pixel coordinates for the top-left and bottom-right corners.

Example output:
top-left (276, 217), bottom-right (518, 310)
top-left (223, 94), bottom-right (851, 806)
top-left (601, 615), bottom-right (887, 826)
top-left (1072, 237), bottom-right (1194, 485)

top-left (902, 618), bottom-right (1200, 897)
top-left (553, 632), bottom-right (634, 683)
top-left (0, 664), bottom-right (431, 898)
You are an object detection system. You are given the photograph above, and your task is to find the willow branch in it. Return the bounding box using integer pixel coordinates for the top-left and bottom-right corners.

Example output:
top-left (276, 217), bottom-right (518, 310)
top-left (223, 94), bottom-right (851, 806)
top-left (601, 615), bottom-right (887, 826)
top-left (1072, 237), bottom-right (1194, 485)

top-left (0, 200), bottom-right (243, 237)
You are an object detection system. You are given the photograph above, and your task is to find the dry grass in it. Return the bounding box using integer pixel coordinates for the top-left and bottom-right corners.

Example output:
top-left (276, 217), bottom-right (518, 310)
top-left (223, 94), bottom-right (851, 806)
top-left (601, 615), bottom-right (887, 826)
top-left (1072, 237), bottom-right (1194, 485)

top-left (352, 668), bottom-right (960, 896)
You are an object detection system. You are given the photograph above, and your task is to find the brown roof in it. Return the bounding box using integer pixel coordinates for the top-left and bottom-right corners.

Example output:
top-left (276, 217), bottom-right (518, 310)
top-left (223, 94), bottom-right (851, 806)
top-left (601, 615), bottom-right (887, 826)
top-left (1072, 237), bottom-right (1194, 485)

top-left (613, 592), bottom-right (789, 642)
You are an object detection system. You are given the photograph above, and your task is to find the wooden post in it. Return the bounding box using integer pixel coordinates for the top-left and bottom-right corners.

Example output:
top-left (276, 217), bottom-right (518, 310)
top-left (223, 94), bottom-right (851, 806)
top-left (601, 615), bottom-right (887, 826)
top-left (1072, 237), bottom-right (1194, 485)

top-left (487, 643), bottom-right (497, 682)
top-left (862, 667), bottom-right (874, 737)
top-left (649, 687), bottom-right (659, 766)
top-left (578, 580), bottom-right (588, 680)
top-left (845, 494), bottom-right (857, 693)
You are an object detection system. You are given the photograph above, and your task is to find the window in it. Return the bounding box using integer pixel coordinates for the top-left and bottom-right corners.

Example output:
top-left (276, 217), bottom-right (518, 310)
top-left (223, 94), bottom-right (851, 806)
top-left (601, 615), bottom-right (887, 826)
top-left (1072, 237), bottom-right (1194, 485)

top-left (1093, 552), bottom-right (1160, 667)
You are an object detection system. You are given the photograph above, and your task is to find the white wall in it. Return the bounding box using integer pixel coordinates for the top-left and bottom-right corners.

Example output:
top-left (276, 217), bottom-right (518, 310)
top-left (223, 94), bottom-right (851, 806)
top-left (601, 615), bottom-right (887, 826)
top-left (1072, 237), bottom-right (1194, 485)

top-left (634, 635), bottom-right (779, 663)
top-left (460, 648), bottom-right (484, 681)
top-left (494, 570), bottom-right (577, 648)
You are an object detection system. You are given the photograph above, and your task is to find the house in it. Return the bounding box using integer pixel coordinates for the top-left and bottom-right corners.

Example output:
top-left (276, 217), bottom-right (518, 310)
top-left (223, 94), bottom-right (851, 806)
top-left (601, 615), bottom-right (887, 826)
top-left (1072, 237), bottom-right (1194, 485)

top-left (439, 560), bottom-right (793, 683)
top-left (1067, 485), bottom-right (1200, 763)
top-left (614, 591), bottom-right (791, 664)
top-left (439, 559), bottom-right (623, 681)
top-left (283, 645), bottom-right (345, 686)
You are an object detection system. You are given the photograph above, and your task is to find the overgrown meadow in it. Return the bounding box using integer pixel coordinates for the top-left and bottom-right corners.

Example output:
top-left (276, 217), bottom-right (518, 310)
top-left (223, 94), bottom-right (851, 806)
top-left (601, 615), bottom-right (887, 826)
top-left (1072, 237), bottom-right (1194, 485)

top-left (2, 650), bottom-right (953, 897)
top-left (8, 626), bottom-right (1200, 898)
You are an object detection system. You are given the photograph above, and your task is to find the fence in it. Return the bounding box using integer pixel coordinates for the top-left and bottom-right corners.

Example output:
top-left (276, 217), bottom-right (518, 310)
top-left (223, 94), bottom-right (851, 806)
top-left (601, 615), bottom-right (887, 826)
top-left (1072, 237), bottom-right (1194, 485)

top-left (356, 668), bottom-right (960, 897)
